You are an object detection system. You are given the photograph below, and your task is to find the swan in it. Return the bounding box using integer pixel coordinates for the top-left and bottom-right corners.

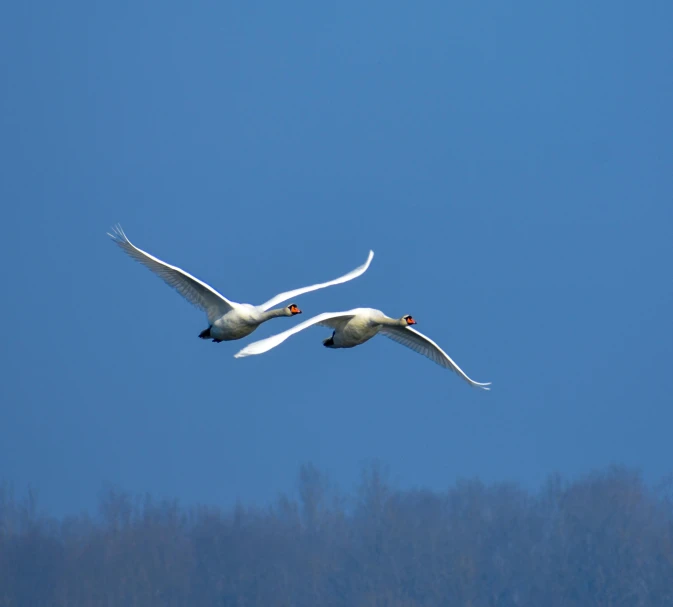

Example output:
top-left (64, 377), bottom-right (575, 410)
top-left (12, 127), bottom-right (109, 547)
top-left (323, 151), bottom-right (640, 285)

top-left (107, 225), bottom-right (374, 343)
top-left (234, 308), bottom-right (491, 389)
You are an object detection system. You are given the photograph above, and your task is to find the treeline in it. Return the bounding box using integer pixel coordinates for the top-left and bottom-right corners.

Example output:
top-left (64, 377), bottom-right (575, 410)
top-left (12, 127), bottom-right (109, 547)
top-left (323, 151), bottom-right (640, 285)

top-left (1, 463), bottom-right (673, 606)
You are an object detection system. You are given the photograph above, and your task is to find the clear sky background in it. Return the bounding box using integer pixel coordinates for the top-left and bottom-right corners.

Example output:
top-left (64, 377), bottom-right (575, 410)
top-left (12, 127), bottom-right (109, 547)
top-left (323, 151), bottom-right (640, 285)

top-left (1, 1), bottom-right (671, 517)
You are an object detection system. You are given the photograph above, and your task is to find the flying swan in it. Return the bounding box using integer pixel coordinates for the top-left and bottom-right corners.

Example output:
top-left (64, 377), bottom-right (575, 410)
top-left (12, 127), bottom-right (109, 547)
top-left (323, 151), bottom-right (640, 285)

top-left (107, 225), bottom-right (374, 343)
top-left (234, 308), bottom-right (491, 390)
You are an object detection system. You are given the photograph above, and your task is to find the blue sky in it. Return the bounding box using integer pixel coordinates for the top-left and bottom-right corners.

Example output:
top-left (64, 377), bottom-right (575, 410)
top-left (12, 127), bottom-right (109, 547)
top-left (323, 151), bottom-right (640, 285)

top-left (1, 1), bottom-right (672, 517)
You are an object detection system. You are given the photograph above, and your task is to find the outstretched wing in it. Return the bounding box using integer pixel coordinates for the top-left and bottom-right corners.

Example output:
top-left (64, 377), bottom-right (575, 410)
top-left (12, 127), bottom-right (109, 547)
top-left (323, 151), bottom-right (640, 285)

top-left (258, 250), bottom-right (374, 311)
top-left (108, 224), bottom-right (235, 323)
top-left (233, 310), bottom-right (359, 357)
top-left (380, 326), bottom-right (491, 390)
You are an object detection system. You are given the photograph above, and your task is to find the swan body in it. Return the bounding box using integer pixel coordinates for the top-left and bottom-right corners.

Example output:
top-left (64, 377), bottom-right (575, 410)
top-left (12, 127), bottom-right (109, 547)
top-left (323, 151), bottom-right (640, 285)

top-left (107, 225), bottom-right (374, 342)
top-left (234, 308), bottom-right (491, 390)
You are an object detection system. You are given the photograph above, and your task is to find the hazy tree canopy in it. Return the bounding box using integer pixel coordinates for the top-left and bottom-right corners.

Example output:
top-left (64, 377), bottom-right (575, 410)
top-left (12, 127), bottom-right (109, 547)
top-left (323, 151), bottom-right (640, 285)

top-left (1, 465), bottom-right (672, 607)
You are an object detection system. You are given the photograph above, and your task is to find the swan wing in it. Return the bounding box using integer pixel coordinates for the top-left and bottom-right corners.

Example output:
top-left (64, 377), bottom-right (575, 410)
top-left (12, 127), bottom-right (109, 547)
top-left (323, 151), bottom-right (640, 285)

top-left (108, 224), bottom-right (235, 323)
top-left (380, 326), bottom-right (491, 390)
top-left (258, 250), bottom-right (374, 311)
top-left (234, 310), bottom-right (359, 357)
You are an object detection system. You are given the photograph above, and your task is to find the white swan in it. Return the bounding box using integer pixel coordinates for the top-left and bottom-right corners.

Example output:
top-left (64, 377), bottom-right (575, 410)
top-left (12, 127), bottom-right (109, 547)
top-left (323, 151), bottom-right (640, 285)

top-left (107, 225), bottom-right (374, 343)
top-left (234, 308), bottom-right (491, 390)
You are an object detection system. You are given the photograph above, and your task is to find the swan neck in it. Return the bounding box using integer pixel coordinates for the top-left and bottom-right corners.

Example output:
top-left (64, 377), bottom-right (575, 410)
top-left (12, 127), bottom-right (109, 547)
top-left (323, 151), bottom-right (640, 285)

top-left (260, 307), bottom-right (287, 321)
top-left (379, 316), bottom-right (405, 327)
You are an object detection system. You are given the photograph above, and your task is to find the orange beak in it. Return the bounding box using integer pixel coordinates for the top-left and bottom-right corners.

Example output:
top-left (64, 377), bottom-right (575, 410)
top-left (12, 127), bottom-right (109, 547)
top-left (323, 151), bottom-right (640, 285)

top-left (290, 305), bottom-right (302, 314)
top-left (407, 317), bottom-right (416, 325)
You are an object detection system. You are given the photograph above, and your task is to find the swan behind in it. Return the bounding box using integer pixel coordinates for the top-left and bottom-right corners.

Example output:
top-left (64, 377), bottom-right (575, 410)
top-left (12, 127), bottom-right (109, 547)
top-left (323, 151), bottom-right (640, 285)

top-left (108, 224), bottom-right (374, 343)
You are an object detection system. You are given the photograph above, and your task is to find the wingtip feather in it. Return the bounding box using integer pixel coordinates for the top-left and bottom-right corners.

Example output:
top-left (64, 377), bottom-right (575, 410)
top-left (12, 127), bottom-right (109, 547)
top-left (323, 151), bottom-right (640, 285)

top-left (233, 345), bottom-right (262, 358)
top-left (107, 223), bottom-right (130, 244)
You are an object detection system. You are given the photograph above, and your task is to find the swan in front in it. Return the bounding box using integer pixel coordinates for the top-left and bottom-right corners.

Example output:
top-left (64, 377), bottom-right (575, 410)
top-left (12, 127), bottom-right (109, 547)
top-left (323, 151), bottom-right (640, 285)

top-left (234, 308), bottom-right (491, 390)
top-left (107, 225), bottom-right (374, 343)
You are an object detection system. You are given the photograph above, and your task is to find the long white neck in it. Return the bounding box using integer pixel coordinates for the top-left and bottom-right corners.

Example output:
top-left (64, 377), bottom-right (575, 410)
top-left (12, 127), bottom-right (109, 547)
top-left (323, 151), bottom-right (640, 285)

top-left (259, 307), bottom-right (290, 322)
top-left (378, 315), bottom-right (407, 327)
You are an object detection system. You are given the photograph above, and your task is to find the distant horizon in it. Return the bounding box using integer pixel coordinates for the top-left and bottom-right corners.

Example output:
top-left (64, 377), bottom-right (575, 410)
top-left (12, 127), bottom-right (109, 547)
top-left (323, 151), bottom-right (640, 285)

top-left (3, 459), bottom-right (670, 520)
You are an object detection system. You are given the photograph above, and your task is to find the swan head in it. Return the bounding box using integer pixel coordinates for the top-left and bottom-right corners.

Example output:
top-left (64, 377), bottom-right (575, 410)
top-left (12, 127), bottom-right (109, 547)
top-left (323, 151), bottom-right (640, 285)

top-left (286, 303), bottom-right (302, 316)
top-left (402, 315), bottom-right (416, 325)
